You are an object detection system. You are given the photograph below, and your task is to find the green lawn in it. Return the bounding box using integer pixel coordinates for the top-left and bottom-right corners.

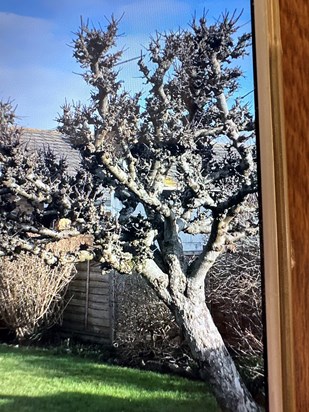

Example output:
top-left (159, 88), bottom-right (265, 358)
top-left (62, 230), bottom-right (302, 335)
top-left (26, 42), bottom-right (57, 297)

top-left (0, 344), bottom-right (219, 412)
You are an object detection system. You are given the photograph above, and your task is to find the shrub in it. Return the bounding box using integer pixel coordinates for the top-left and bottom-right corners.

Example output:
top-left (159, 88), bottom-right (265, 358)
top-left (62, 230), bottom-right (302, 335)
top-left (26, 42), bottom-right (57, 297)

top-left (113, 272), bottom-right (196, 377)
top-left (0, 252), bottom-right (75, 340)
top-left (206, 236), bottom-right (264, 388)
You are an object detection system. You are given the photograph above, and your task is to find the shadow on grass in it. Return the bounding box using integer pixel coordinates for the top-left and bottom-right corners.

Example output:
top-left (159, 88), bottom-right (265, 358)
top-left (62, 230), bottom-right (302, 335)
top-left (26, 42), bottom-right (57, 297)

top-left (0, 344), bottom-right (205, 395)
top-left (0, 391), bottom-right (218, 412)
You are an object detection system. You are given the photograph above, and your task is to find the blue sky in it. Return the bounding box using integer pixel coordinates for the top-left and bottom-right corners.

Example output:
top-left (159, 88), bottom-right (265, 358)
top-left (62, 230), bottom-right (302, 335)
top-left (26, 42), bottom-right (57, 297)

top-left (0, 0), bottom-right (253, 130)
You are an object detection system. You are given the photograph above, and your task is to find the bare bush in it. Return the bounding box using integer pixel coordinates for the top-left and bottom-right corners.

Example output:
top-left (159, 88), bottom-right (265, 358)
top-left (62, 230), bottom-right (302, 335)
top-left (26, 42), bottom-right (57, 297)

top-left (0, 253), bottom-right (75, 340)
top-left (207, 236), bottom-right (265, 397)
top-left (113, 272), bottom-right (197, 377)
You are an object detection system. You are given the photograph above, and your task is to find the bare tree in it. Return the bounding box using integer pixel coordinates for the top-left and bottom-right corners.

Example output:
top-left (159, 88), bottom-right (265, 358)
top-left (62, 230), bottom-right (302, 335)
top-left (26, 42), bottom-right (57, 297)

top-left (0, 100), bottom-right (101, 263)
top-left (0, 12), bottom-right (262, 411)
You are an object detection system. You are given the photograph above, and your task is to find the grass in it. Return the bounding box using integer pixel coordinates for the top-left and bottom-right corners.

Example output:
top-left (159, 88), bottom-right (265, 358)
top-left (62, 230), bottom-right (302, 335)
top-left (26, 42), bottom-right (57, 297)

top-left (0, 344), bottom-right (219, 412)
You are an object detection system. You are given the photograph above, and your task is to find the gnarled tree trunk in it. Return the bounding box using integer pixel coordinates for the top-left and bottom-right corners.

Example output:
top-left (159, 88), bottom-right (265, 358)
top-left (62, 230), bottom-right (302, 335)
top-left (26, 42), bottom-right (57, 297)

top-left (173, 293), bottom-right (260, 412)
top-left (140, 258), bottom-right (261, 412)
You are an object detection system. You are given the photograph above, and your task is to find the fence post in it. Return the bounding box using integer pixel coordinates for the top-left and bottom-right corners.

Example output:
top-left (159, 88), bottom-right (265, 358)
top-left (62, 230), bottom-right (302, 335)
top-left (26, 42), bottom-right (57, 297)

top-left (84, 261), bottom-right (90, 330)
top-left (109, 270), bottom-right (116, 343)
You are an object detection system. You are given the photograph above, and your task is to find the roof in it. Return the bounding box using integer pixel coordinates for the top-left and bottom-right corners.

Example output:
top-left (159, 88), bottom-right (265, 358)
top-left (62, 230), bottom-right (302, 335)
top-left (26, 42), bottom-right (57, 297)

top-left (20, 128), bottom-right (81, 175)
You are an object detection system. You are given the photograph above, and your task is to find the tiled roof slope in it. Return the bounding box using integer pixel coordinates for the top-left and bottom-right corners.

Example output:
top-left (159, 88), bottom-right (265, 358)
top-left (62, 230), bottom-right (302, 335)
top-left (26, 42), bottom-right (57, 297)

top-left (21, 128), bottom-right (81, 175)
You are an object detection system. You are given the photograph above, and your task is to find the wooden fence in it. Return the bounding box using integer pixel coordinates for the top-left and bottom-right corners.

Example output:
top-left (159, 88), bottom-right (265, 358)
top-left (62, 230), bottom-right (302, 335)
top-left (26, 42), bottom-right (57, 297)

top-left (61, 261), bottom-right (115, 344)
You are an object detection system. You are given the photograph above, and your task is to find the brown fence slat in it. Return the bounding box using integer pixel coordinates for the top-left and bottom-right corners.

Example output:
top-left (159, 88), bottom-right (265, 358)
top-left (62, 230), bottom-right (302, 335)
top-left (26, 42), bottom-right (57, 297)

top-left (73, 264), bottom-right (110, 281)
top-left (87, 309), bottom-right (110, 320)
top-left (88, 294), bottom-right (110, 304)
top-left (62, 319), bottom-right (110, 333)
top-left (67, 297), bottom-right (87, 307)
top-left (87, 301), bottom-right (109, 311)
top-left (65, 305), bottom-right (109, 318)
top-left (69, 282), bottom-right (109, 296)
top-left (66, 299), bottom-right (110, 311)
top-left (74, 272), bottom-right (110, 283)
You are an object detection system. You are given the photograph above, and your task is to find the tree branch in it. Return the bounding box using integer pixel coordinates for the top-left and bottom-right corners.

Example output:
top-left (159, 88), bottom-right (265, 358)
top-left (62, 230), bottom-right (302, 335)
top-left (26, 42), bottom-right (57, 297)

top-left (101, 153), bottom-right (171, 217)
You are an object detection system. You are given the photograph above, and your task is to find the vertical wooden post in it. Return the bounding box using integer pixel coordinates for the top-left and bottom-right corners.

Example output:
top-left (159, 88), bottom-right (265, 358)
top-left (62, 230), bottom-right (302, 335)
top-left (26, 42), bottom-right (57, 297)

top-left (109, 270), bottom-right (116, 343)
top-left (84, 260), bottom-right (90, 330)
top-left (254, 2), bottom-right (296, 410)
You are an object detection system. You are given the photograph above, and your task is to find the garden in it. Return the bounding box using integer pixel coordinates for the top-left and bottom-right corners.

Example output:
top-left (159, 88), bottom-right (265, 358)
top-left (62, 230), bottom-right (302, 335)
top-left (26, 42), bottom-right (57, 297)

top-left (0, 9), bottom-right (265, 412)
top-left (0, 344), bottom-right (218, 412)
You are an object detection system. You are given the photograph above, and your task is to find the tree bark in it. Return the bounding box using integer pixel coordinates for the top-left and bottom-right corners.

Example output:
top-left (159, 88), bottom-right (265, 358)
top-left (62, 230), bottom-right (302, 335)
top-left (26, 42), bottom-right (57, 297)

top-left (171, 288), bottom-right (261, 412)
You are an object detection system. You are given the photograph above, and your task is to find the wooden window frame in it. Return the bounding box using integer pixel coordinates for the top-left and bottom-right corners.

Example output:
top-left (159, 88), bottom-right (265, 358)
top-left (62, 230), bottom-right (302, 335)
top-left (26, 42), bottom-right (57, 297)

top-left (254, 1), bottom-right (295, 410)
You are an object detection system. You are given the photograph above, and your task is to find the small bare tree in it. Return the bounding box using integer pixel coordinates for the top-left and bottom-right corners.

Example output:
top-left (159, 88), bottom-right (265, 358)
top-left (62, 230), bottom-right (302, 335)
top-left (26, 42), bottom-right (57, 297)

top-left (0, 253), bottom-right (75, 340)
